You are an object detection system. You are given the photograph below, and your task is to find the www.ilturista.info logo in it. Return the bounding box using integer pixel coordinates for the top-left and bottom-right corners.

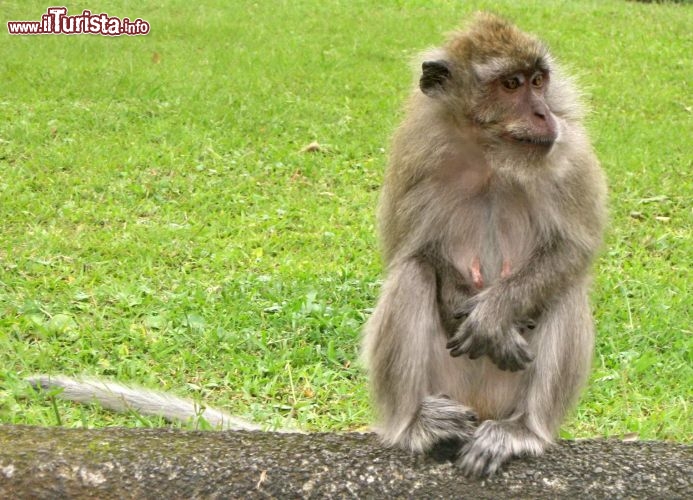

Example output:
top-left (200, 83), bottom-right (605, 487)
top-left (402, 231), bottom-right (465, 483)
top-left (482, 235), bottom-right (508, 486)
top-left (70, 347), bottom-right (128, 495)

top-left (7, 7), bottom-right (150, 36)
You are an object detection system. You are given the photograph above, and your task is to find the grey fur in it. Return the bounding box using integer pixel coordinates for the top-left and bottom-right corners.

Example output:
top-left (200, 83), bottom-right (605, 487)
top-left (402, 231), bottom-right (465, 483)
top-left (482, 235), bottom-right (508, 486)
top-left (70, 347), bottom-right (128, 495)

top-left (362, 13), bottom-right (607, 477)
top-left (27, 375), bottom-right (261, 431)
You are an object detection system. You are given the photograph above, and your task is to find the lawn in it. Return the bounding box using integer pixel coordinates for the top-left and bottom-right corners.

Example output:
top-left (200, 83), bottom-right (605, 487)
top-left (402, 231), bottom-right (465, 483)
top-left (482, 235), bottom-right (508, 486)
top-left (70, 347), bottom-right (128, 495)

top-left (1, 0), bottom-right (690, 442)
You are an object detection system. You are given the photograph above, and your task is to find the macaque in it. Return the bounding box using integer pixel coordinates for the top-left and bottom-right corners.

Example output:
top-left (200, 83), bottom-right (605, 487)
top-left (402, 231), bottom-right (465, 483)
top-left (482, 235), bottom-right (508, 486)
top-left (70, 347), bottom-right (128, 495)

top-left (361, 13), bottom-right (607, 476)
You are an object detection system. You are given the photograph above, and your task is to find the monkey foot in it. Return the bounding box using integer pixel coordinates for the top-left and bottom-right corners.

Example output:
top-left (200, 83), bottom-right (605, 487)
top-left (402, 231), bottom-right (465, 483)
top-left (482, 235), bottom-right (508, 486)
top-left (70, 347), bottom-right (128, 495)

top-left (456, 420), bottom-right (545, 477)
top-left (403, 395), bottom-right (478, 454)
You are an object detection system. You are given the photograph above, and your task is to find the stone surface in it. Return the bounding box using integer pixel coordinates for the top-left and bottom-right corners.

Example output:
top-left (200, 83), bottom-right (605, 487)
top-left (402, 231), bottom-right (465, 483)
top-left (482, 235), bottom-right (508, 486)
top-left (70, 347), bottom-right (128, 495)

top-left (0, 425), bottom-right (690, 498)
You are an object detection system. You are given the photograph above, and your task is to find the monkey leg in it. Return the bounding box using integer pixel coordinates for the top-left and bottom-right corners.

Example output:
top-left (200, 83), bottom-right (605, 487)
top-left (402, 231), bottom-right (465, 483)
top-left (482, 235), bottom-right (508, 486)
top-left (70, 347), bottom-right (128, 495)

top-left (457, 284), bottom-right (594, 476)
top-left (362, 258), bottom-right (478, 454)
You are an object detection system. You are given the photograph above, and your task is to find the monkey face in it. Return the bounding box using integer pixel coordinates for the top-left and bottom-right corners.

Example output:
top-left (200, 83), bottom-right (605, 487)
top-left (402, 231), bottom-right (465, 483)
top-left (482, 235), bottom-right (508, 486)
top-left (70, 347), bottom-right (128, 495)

top-left (491, 67), bottom-right (558, 149)
top-left (420, 58), bottom-right (558, 153)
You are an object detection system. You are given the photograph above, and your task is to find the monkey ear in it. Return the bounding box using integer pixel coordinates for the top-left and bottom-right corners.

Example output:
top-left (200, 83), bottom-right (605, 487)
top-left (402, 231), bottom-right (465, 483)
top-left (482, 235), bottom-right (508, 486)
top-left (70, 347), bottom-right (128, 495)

top-left (420, 60), bottom-right (451, 96)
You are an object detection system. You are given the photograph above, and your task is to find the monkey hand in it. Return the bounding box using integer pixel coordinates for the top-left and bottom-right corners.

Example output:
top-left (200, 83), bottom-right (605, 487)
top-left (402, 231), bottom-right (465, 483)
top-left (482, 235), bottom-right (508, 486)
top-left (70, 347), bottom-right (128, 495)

top-left (447, 296), bottom-right (534, 371)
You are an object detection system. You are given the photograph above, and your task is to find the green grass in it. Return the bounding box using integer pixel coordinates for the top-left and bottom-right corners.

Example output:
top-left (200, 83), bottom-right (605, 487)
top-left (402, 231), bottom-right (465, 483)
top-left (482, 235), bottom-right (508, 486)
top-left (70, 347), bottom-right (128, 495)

top-left (0, 1), bottom-right (690, 441)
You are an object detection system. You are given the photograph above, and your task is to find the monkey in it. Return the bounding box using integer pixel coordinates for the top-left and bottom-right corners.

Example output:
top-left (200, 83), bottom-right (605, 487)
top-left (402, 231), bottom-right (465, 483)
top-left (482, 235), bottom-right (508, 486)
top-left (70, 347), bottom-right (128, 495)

top-left (361, 12), bottom-right (607, 476)
top-left (26, 12), bottom-right (605, 479)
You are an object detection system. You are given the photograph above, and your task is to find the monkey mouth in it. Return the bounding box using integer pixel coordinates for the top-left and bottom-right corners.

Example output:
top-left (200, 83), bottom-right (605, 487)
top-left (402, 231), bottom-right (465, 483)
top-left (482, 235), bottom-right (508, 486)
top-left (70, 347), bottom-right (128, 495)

top-left (507, 134), bottom-right (555, 148)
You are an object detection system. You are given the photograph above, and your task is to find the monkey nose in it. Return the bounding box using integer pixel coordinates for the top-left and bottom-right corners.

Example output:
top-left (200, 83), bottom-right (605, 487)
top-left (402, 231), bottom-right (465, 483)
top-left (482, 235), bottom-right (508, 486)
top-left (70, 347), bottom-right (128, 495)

top-left (531, 100), bottom-right (550, 121)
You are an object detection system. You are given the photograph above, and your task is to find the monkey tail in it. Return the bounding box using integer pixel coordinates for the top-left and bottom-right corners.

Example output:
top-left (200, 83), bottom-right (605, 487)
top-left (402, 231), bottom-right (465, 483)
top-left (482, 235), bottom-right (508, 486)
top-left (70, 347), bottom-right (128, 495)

top-left (26, 375), bottom-right (262, 431)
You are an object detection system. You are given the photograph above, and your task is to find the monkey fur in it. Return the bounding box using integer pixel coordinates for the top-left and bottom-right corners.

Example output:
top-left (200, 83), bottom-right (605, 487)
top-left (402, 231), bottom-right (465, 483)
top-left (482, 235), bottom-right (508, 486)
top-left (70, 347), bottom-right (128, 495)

top-left (362, 12), bottom-right (607, 476)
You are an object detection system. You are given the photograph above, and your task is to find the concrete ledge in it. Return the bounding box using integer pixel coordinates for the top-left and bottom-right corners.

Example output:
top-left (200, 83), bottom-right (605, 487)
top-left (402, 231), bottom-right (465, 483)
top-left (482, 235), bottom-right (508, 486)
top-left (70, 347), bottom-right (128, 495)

top-left (1, 426), bottom-right (690, 498)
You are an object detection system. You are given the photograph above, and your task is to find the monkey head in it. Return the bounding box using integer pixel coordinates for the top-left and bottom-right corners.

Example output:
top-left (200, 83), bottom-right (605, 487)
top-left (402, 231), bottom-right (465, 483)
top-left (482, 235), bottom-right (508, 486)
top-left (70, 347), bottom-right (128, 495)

top-left (419, 13), bottom-right (563, 153)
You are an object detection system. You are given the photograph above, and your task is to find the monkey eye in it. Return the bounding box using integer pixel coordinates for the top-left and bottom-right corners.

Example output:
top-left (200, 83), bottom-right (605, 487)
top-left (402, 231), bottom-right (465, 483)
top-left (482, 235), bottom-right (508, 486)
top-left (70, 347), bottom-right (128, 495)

top-left (531, 73), bottom-right (545, 88)
top-left (500, 76), bottom-right (522, 91)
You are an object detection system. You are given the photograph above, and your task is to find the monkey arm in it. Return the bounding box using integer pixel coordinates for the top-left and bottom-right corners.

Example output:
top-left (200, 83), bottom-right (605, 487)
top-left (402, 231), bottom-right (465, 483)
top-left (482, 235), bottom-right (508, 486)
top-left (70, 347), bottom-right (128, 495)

top-left (499, 232), bottom-right (594, 315)
top-left (498, 164), bottom-right (607, 320)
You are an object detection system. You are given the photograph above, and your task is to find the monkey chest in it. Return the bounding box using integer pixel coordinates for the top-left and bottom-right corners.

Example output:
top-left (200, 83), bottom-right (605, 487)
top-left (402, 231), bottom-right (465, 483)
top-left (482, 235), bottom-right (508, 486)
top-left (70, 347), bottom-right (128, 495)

top-left (446, 195), bottom-right (535, 286)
